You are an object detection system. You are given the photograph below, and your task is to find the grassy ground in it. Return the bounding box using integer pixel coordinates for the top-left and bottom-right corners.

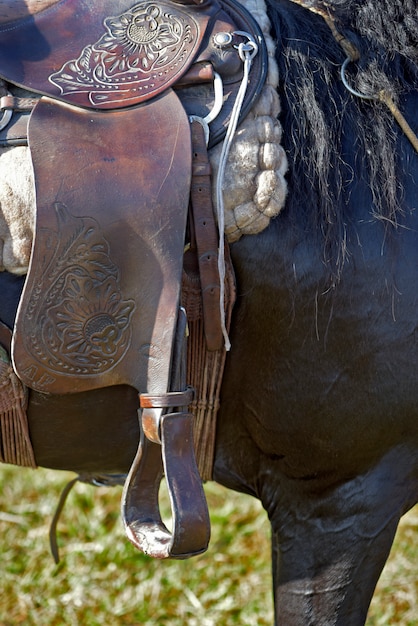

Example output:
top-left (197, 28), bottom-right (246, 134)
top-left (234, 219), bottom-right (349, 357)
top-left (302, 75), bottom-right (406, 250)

top-left (0, 465), bottom-right (416, 625)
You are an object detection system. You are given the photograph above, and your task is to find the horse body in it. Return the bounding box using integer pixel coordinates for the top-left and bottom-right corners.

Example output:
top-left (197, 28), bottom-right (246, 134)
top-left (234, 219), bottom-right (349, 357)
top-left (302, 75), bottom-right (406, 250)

top-left (1, 0), bottom-right (418, 623)
top-left (213, 4), bottom-right (418, 619)
top-left (216, 182), bottom-right (418, 623)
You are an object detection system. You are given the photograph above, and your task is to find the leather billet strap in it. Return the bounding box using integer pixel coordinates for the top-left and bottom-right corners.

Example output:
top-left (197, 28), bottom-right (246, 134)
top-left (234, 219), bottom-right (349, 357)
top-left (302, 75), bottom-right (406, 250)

top-left (189, 119), bottom-right (224, 350)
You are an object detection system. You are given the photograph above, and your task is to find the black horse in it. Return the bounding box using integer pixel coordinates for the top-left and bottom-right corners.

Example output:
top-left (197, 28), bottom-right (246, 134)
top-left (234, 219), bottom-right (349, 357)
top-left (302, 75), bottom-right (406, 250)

top-left (1, 0), bottom-right (418, 623)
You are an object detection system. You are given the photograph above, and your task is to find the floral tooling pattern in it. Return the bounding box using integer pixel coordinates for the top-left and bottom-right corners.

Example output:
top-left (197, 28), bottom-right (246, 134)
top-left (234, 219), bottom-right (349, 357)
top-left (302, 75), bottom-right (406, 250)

top-left (22, 203), bottom-right (135, 376)
top-left (49, 2), bottom-right (195, 106)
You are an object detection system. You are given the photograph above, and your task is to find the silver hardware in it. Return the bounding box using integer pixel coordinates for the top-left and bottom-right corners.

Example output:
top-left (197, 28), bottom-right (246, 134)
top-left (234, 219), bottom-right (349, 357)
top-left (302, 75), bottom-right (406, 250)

top-left (189, 71), bottom-right (224, 145)
top-left (203, 71), bottom-right (224, 125)
top-left (0, 93), bottom-right (13, 131)
top-left (213, 31), bottom-right (233, 48)
top-left (340, 57), bottom-right (376, 100)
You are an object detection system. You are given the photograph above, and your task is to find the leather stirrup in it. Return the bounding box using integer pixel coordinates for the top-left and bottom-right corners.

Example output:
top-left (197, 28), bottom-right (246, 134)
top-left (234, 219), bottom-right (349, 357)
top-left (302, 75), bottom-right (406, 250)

top-left (122, 308), bottom-right (210, 559)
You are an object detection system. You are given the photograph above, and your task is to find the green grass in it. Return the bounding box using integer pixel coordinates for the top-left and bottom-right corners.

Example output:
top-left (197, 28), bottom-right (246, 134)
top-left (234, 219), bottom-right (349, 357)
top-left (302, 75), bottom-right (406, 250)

top-left (0, 465), bottom-right (416, 625)
top-left (367, 506), bottom-right (418, 626)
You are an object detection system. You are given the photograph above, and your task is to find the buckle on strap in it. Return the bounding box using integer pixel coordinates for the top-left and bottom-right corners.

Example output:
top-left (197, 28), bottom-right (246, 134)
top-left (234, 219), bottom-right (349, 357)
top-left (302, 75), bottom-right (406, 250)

top-left (140, 387), bottom-right (195, 445)
top-left (0, 92), bottom-right (13, 131)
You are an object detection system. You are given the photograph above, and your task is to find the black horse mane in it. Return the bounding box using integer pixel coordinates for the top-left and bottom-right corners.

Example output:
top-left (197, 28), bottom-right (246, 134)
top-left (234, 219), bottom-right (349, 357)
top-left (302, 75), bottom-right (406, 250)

top-left (266, 0), bottom-right (418, 277)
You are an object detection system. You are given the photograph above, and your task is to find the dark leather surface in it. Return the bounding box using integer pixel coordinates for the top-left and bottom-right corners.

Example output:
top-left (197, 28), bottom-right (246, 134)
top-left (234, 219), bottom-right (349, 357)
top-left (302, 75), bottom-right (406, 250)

top-left (0, 0), bottom-right (220, 109)
top-left (189, 119), bottom-right (223, 350)
top-left (12, 91), bottom-right (190, 395)
top-left (122, 411), bottom-right (210, 558)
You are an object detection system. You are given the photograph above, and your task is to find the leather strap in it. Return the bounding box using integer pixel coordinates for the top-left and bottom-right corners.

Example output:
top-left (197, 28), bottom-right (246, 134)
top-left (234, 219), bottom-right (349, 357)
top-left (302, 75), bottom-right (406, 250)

top-left (140, 389), bottom-right (194, 410)
top-left (189, 119), bottom-right (223, 350)
top-left (141, 387), bottom-right (194, 444)
top-left (0, 94), bottom-right (38, 112)
top-left (0, 81), bottom-right (36, 146)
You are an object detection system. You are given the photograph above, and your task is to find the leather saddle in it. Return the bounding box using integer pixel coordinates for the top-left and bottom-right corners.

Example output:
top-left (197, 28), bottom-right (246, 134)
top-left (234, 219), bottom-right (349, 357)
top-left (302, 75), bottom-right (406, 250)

top-left (0, 0), bottom-right (266, 558)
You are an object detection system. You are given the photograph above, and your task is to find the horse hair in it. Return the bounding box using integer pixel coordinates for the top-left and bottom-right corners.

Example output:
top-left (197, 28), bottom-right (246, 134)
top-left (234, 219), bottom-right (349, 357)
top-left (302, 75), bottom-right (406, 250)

top-left (266, 0), bottom-right (418, 279)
